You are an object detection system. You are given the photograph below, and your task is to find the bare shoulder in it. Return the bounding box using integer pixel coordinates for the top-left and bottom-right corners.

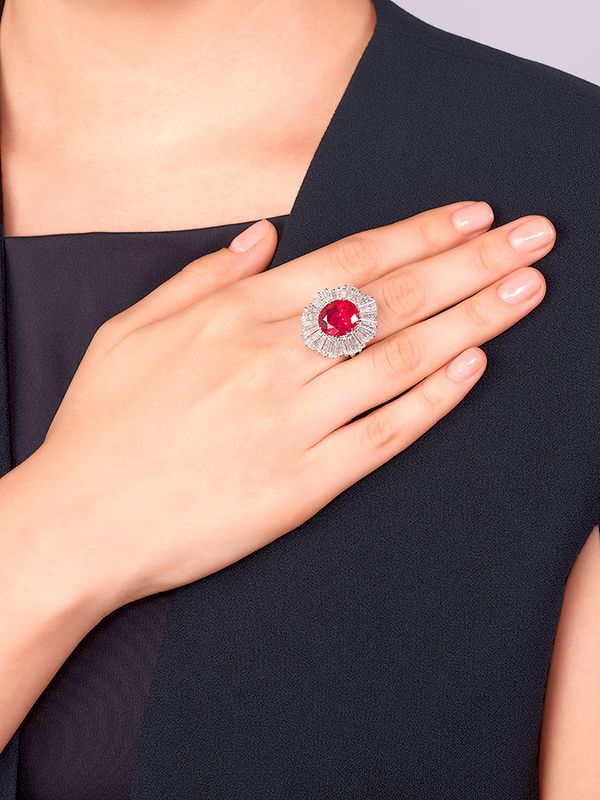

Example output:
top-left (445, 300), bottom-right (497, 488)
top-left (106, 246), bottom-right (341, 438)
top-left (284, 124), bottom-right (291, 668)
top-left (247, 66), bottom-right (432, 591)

top-left (539, 527), bottom-right (600, 799)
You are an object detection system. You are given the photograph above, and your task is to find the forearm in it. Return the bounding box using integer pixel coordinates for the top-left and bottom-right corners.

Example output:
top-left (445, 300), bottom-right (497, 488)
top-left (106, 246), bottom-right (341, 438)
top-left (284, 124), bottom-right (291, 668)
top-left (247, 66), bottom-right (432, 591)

top-left (0, 451), bottom-right (107, 751)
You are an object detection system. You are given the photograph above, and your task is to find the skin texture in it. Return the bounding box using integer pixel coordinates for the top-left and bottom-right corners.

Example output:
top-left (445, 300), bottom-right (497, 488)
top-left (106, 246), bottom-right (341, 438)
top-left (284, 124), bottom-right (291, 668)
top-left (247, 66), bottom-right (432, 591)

top-left (0, 199), bottom-right (555, 748)
top-left (538, 530), bottom-right (600, 799)
top-left (0, 0), bottom-right (597, 794)
top-left (0, 0), bottom-right (378, 234)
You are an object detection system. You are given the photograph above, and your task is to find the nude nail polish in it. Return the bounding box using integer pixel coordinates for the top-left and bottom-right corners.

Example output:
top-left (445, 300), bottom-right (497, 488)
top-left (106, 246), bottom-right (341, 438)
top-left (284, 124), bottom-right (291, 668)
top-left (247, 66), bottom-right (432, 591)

top-left (451, 202), bottom-right (494, 234)
top-left (446, 348), bottom-right (484, 382)
top-left (497, 268), bottom-right (543, 304)
top-left (229, 219), bottom-right (269, 253)
top-left (508, 218), bottom-right (555, 253)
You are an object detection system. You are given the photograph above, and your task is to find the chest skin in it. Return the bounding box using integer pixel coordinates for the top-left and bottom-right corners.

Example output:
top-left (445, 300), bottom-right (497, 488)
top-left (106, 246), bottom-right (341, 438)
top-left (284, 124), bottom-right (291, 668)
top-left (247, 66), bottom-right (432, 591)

top-left (1, 2), bottom-right (599, 799)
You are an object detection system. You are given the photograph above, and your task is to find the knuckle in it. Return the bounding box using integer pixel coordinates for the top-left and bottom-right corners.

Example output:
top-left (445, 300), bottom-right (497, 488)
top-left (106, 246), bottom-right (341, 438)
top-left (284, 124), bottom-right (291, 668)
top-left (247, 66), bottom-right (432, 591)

top-left (329, 233), bottom-right (381, 282)
top-left (90, 316), bottom-right (126, 350)
top-left (472, 240), bottom-right (502, 276)
top-left (364, 412), bottom-right (397, 451)
top-left (413, 214), bottom-right (446, 253)
top-left (181, 256), bottom-right (209, 277)
top-left (380, 270), bottom-right (426, 320)
top-left (417, 382), bottom-right (444, 413)
top-left (202, 285), bottom-right (248, 327)
top-left (379, 331), bottom-right (422, 376)
top-left (464, 296), bottom-right (490, 329)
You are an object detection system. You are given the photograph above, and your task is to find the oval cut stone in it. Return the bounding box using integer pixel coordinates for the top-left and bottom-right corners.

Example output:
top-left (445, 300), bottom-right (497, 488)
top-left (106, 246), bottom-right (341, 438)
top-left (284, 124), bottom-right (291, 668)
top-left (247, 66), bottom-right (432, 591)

top-left (318, 299), bottom-right (360, 337)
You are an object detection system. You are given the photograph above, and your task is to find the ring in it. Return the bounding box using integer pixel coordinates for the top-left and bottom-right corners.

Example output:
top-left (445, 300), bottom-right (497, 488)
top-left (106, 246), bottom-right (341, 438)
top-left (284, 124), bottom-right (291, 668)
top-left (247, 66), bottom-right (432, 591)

top-left (300, 284), bottom-right (378, 358)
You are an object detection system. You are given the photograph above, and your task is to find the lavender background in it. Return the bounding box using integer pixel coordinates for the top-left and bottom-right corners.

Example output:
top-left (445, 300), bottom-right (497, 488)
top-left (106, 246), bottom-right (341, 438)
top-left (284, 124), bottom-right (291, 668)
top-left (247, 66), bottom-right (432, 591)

top-left (394, 0), bottom-right (600, 87)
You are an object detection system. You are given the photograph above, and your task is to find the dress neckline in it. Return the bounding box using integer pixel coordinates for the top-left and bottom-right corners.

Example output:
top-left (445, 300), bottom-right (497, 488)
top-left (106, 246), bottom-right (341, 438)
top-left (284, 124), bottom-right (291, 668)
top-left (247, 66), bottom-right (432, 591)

top-left (2, 213), bottom-right (291, 242)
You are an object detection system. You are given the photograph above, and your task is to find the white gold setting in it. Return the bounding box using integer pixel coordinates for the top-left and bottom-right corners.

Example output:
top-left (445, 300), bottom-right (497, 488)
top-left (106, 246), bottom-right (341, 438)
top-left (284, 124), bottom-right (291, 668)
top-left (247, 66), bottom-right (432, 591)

top-left (300, 284), bottom-right (378, 358)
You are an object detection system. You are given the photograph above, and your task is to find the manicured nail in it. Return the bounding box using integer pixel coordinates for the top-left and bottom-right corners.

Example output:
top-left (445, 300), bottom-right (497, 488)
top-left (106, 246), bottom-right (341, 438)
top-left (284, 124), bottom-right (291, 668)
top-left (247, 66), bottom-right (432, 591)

top-left (451, 201), bottom-right (494, 234)
top-left (508, 217), bottom-right (555, 253)
top-left (229, 219), bottom-right (269, 253)
top-left (497, 267), bottom-right (543, 304)
top-left (446, 348), bottom-right (485, 382)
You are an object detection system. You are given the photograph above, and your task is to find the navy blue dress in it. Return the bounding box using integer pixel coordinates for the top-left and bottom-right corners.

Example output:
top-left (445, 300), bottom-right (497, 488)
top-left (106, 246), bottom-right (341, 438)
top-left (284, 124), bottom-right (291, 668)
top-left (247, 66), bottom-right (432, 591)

top-left (4, 218), bottom-right (289, 800)
top-left (1, 0), bottom-right (600, 798)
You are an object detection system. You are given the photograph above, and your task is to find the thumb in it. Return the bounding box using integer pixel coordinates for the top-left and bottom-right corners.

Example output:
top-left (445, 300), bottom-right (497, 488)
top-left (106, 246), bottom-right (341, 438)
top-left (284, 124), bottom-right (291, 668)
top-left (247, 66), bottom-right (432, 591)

top-left (115, 218), bottom-right (277, 330)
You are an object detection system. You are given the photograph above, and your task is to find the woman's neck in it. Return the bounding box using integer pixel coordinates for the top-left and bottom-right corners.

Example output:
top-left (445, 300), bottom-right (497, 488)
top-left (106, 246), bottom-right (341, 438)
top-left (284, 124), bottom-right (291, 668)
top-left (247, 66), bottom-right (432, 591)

top-left (1, 0), bottom-right (374, 149)
top-left (0, 0), bottom-right (376, 234)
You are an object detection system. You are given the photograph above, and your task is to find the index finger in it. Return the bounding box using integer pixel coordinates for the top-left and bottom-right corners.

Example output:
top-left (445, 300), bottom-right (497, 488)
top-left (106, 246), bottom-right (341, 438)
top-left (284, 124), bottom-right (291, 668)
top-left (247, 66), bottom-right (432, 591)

top-left (253, 200), bottom-right (494, 319)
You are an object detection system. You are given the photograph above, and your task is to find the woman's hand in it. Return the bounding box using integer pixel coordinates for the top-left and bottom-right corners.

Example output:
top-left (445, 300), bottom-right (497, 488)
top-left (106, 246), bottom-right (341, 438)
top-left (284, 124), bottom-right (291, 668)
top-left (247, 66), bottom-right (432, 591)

top-left (8, 201), bottom-right (555, 611)
top-left (0, 200), bottom-right (555, 748)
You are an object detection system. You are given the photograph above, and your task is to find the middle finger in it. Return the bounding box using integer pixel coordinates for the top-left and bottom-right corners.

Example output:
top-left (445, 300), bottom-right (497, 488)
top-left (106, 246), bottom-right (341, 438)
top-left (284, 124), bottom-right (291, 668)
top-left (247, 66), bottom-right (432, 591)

top-left (358, 214), bottom-right (556, 344)
top-left (299, 264), bottom-right (546, 442)
top-left (273, 213), bottom-right (555, 381)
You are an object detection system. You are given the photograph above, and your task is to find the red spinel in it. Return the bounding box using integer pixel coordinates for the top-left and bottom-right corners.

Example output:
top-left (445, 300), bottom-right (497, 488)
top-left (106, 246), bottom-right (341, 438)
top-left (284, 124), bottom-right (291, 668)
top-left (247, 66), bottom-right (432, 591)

top-left (318, 299), bottom-right (360, 337)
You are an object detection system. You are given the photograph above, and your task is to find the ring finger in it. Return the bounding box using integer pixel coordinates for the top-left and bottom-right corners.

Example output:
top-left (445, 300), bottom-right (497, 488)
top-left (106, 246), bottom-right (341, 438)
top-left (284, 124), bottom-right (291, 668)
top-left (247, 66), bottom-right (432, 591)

top-left (275, 213), bottom-right (555, 381)
top-left (362, 214), bottom-right (555, 344)
top-left (297, 265), bottom-right (546, 443)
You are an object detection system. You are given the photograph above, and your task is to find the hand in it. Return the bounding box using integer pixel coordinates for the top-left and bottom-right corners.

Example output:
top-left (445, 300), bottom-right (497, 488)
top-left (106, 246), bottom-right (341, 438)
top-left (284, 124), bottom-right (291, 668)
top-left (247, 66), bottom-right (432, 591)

top-left (8, 201), bottom-right (555, 616)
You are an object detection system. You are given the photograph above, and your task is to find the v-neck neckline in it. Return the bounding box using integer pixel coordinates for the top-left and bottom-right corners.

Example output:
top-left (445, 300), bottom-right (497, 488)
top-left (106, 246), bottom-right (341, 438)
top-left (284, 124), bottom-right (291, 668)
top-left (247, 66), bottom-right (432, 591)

top-left (266, 0), bottom-right (392, 269)
top-left (0, 2), bottom-right (409, 794)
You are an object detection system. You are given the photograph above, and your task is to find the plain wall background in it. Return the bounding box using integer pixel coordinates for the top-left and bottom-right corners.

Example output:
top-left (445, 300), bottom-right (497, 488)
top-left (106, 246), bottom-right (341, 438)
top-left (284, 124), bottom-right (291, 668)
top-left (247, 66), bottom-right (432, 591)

top-left (394, 0), bottom-right (600, 87)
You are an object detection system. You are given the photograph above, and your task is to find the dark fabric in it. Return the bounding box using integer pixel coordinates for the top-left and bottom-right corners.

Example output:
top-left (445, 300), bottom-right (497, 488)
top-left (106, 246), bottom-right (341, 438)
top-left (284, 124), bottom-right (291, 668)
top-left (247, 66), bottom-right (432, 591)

top-left (0, 0), bottom-right (599, 798)
top-left (0, 230), bottom-right (10, 478)
top-left (0, 0), bottom-right (12, 482)
top-left (4, 222), bottom-right (288, 469)
top-left (3, 216), bottom-right (290, 800)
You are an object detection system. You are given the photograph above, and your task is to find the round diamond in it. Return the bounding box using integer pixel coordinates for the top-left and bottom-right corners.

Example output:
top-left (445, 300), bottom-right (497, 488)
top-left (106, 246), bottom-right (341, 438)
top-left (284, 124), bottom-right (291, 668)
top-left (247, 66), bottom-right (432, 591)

top-left (317, 299), bottom-right (360, 337)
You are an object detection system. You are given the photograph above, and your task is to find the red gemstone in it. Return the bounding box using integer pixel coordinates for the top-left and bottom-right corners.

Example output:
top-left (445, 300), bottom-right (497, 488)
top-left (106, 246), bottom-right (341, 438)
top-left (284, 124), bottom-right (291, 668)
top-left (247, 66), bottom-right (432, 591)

top-left (318, 299), bottom-right (360, 337)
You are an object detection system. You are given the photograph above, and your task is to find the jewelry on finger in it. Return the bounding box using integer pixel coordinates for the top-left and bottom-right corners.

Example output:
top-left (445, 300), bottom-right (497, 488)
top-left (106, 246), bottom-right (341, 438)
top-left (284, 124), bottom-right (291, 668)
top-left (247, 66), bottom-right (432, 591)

top-left (300, 285), bottom-right (378, 358)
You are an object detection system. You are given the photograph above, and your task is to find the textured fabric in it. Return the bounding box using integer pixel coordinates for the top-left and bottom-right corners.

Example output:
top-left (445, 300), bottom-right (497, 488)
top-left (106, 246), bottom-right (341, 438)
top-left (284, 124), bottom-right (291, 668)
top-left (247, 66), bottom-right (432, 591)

top-left (0, 0), bottom-right (599, 798)
top-left (0, 229), bottom-right (10, 478)
top-left (4, 222), bottom-right (288, 469)
top-left (3, 217), bottom-right (289, 800)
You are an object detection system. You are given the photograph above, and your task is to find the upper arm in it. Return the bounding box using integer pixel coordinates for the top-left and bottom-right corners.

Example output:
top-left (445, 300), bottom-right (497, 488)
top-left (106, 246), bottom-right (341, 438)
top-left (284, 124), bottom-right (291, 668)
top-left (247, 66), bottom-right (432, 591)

top-left (539, 526), bottom-right (600, 799)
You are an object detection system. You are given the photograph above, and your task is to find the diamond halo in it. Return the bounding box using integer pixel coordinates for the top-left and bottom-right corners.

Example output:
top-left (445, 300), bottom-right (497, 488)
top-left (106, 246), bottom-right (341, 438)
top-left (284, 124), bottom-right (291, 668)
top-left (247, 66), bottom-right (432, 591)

top-left (300, 285), bottom-right (378, 358)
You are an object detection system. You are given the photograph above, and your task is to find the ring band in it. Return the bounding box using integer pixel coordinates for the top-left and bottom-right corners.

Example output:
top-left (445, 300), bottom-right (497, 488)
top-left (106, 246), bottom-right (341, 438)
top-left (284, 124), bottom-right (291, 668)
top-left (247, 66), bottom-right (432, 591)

top-left (300, 284), bottom-right (378, 358)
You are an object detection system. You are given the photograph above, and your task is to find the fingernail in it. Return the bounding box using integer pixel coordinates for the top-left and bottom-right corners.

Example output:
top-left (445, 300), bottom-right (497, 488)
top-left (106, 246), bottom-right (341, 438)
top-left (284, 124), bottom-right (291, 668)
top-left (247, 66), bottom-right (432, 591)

top-left (229, 219), bottom-right (269, 253)
top-left (508, 217), bottom-right (555, 253)
top-left (446, 348), bottom-right (485, 382)
top-left (451, 201), bottom-right (494, 234)
top-left (497, 267), bottom-right (543, 304)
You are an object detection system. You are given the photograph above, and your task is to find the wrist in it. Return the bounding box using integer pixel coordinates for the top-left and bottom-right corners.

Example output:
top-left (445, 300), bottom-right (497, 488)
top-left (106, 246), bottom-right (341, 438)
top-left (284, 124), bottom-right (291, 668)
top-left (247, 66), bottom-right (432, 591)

top-left (0, 448), bottom-right (117, 749)
top-left (0, 445), bottom-right (120, 625)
